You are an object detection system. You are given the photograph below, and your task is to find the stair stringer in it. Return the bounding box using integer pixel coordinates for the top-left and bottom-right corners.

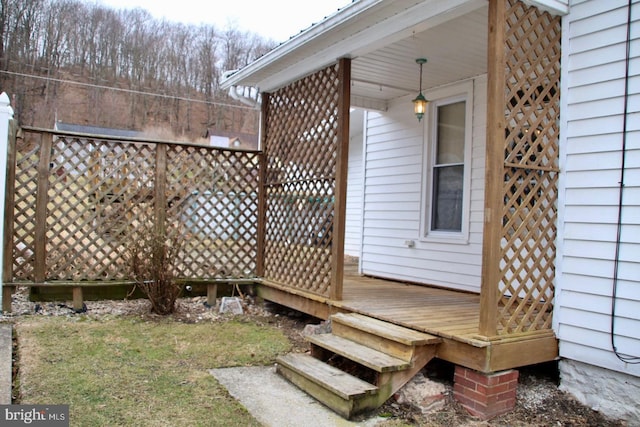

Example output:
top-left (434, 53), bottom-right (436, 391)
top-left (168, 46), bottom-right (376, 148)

top-left (373, 342), bottom-right (439, 408)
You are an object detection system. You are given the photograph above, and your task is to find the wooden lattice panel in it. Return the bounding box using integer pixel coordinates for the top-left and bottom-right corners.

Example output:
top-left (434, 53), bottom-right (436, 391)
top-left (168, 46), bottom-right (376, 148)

top-left (262, 64), bottom-right (341, 297)
top-left (498, 0), bottom-right (560, 334)
top-left (45, 136), bottom-right (156, 280)
top-left (165, 145), bottom-right (258, 279)
top-left (8, 129), bottom-right (259, 284)
top-left (11, 133), bottom-right (40, 281)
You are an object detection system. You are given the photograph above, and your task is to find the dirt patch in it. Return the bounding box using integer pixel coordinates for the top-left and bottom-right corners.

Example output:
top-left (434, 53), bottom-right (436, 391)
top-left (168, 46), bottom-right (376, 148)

top-left (0, 290), bottom-right (626, 426)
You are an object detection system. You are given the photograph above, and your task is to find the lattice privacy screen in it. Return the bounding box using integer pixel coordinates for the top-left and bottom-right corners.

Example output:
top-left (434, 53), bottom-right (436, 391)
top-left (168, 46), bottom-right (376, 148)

top-left (8, 130), bottom-right (259, 283)
top-left (261, 64), bottom-right (341, 297)
top-left (498, 0), bottom-right (561, 334)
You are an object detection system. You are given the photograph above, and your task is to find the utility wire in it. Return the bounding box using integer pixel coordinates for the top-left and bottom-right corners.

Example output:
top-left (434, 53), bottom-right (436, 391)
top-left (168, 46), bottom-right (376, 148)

top-left (0, 69), bottom-right (256, 110)
top-left (610, 0), bottom-right (640, 364)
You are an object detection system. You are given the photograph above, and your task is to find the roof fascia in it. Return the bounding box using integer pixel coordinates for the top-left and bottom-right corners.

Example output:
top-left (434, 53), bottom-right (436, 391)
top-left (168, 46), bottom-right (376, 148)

top-left (220, 0), bottom-right (382, 90)
top-left (221, 0), bottom-right (485, 92)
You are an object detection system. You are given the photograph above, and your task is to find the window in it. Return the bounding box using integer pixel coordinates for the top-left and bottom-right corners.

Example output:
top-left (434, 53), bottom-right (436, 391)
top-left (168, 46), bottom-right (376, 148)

top-left (432, 101), bottom-right (465, 231)
top-left (422, 83), bottom-right (472, 241)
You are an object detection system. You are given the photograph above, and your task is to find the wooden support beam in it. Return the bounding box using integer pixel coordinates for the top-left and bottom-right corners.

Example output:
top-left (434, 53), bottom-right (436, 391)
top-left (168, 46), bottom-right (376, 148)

top-left (256, 93), bottom-right (269, 278)
top-left (72, 287), bottom-right (84, 312)
top-left (257, 284), bottom-right (330, 320)
top-left (35, 132), bottom-right (53, 284)
top-left (1, 286), bottom-right (13, 313)
top-left (331, 57), bottom-right (351, 302)
top-left (436, 338), bottom-right (492, 373)
top-left (207, 284), bottom-right (218, 307)
top-left (436, 332), bottom-right (557, 373)
top-left (479, 0), bottom-right (507, 338)
top-left (154, 144), bottom-right (167, 235)
top-left (488, 333), bottom-right (558, 372)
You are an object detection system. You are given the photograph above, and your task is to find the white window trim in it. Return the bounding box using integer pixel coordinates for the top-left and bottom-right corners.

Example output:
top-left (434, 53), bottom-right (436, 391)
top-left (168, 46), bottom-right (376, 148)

top-left (420, 80), bottom-right (474, 244)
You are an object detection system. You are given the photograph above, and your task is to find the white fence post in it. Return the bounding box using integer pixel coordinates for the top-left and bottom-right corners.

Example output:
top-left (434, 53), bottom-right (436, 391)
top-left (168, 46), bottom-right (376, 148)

top-left (0, 92), bottom-right (12, 311)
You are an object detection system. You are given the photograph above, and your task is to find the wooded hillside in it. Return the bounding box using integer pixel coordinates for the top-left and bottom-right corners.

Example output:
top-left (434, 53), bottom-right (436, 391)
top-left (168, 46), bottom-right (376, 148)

top-left (0, 0), bottom-right (272, 141)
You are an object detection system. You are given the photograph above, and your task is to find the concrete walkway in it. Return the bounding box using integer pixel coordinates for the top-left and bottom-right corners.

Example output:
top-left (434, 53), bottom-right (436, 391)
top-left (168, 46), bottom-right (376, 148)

top-left (0, 323), bottom-right (11, 404)
top-left (210, 365), bottom-right (385, 427)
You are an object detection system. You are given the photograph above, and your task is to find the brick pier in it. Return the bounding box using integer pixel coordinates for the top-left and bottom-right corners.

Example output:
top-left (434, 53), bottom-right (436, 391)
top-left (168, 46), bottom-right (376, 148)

top-left (453, 366), bottom-right (519, 419)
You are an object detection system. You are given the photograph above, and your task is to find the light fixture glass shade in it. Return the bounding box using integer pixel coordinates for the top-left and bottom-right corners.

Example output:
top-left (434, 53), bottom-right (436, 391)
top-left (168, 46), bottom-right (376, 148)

top-left (413, 92), bottom-right (428, 122)
top-left (412, 58), bottom-right (428, 122)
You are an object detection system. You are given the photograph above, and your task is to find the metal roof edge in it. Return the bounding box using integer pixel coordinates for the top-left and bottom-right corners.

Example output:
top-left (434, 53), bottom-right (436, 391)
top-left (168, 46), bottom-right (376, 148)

top-left (220, 0), bottom-right (567, 93)
top-left (219, 0), bottom-right (385, 91)
top-left (221, 0), bottom-right (490, 93)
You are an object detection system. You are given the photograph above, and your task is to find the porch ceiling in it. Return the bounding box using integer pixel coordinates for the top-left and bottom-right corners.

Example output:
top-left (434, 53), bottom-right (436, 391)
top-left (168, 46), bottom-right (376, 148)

top-left (221, 0), bottom-right (489, 110)
top-left (351, 5), bottom-right (488, 110)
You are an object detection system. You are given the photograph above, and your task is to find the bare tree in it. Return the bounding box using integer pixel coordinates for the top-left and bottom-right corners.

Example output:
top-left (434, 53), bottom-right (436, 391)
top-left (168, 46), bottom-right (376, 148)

top-left (0, 0), bottom-right (272, 136)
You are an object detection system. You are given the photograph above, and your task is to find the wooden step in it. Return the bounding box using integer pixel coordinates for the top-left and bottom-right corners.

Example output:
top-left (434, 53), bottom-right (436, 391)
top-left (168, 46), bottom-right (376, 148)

top-left (276, 353), bottom-right (379, 418)
top-left (331, 312), bottom-right (441, 361)
top-left (277, 314), bottom-right (443, 419)
top-left (332, 313), bottom-right (440, 345)
top-left (307, 333), bottom-right (410, 373)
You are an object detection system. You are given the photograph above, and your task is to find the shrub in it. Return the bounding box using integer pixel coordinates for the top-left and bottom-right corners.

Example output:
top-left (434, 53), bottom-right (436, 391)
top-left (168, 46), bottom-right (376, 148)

top-left (125, 220), bottom-right (183, 315)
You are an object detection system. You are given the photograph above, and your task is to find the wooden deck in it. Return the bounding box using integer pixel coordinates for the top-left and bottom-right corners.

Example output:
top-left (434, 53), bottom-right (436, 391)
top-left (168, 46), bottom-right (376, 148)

top-left (336, 271), bottom-right (482, 346)
top-left (257, 262), bottom-right (558, 373)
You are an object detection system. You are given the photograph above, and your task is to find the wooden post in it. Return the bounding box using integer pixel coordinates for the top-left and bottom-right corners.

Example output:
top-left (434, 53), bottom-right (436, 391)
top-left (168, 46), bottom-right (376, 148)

top-left (1, 286), bottom-right (13, 313)
top-left (207, 283), bottom-right (217, 307)
top-left (256, 93), bottom-right (269, 278)
top-left (479, 0), bottom-right (507, 337)
top-left (330, 57), bottom-right (351, 301)
top-left (155, 144), bottom-right (168, 236)
top-left (35, 132), bottom-right (53, 284)
top-left (72, 287), bottom-right (84, 312)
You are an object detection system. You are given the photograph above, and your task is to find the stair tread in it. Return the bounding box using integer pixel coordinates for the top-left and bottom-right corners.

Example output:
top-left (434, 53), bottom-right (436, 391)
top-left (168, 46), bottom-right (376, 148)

top-left (332, 313), bottom-right (442, 346)
top-left (276, 353), bottom-right (378, 400)
top-left (307, 333), bottom-right (410, 372)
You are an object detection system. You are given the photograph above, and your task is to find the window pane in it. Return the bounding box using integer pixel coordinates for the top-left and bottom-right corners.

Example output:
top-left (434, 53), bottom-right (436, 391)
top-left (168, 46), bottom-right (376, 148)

top-left (431, 165), bottom-right (463, 231)
top-left (436, 101), bottom-right (465, 164)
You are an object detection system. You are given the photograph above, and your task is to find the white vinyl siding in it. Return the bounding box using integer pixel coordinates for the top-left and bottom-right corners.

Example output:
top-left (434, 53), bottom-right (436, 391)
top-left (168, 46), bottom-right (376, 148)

top-left (360, 76), bottom-right (486, 293)
top-left (557, 0), bottom-right (640, 375)
top-left (345, 110), bottom-right (364, 258)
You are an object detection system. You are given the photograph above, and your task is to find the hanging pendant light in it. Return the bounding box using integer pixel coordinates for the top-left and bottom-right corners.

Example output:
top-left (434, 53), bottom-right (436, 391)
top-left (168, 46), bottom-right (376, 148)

top-left (412, 58), bottom-right (428, 122)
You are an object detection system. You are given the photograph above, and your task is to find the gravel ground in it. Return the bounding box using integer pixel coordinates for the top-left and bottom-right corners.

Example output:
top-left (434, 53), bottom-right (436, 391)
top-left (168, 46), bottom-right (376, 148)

top-left (0, 287), bottom-right (627, 426)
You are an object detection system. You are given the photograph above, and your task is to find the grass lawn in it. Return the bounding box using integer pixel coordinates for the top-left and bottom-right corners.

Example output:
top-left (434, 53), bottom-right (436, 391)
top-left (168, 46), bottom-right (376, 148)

top-left (15, 315), bottom-right (292, 426)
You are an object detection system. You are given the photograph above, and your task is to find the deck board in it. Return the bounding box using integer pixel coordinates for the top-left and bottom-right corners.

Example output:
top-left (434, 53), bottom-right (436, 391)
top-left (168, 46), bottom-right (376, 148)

top-left (337, 271), bottom-right (482, 343)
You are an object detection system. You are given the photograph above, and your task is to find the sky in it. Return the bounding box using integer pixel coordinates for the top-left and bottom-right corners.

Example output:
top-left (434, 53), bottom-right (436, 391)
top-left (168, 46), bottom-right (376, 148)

top-left (96, 0), bottom-right (352, 42)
